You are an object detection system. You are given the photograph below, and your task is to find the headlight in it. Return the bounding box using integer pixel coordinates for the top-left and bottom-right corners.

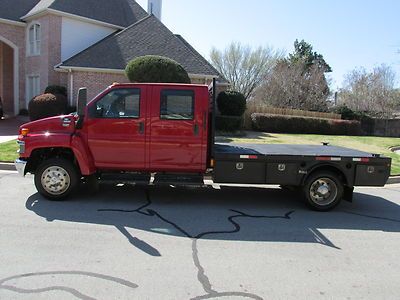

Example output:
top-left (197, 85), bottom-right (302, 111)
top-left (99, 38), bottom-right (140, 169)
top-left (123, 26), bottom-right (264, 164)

top-left (17, 140), bottom-right (25, 154)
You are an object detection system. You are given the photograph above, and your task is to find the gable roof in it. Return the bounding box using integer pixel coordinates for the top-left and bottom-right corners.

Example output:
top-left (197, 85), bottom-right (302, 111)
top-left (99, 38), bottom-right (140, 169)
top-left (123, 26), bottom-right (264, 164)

top-left (0, 0), bottom-right (40, 22)
top-left (23, 0), bottom-right (148, 28)
top-left (60, 15), bottom-right (221, 78)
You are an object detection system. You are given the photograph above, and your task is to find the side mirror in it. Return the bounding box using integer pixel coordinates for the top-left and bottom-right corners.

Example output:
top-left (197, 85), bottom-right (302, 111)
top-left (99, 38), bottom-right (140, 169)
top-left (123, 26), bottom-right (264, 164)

top-left (77, 87), bottom-right (87, 117)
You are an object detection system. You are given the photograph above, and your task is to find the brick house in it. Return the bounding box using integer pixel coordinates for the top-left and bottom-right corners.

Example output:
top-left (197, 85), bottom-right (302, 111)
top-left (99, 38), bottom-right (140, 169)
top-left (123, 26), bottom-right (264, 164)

top-left (0, 0), bottom-right (224, 116)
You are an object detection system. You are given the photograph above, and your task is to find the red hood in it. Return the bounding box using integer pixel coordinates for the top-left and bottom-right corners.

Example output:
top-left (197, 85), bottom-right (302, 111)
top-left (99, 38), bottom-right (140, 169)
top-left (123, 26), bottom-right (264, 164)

top-left (19, 115), bottom-right (77, 136)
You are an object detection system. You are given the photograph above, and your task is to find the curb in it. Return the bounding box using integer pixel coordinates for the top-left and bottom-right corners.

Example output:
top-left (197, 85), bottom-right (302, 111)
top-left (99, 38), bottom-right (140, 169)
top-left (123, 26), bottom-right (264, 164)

top-left (0, 162), bottom-right (16, 171)
top-left (0, 162), bottom-right (400, 185)
top-left (386, 176), bottom-right (400, 185)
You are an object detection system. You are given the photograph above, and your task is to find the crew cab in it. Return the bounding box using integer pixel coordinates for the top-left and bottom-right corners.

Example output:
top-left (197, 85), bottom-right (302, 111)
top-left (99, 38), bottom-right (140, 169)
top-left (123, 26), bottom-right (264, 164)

top-left (15, 81), bottom-right (391, 211)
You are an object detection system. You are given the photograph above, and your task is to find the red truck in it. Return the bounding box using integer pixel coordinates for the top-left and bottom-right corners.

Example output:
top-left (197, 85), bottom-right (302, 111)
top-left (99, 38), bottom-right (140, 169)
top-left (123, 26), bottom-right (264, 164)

top-left (15, 81), bottom-right (391, 211)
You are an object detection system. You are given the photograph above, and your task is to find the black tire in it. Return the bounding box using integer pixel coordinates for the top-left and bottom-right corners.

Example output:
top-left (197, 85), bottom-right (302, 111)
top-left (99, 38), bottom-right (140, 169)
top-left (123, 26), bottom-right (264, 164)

top-left (34, 158), bottom-right (79, 200)
top-left (303, 171), bottom-right (344, 211)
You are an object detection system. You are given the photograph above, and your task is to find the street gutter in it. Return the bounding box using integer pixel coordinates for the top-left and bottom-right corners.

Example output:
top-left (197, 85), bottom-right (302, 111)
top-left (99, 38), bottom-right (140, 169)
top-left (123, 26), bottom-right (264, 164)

top-left (0, 162), bottom-right (17, 171)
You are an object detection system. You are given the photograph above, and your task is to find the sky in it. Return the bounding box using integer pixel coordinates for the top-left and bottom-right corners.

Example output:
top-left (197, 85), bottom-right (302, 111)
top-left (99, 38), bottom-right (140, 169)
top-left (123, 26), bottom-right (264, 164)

top-left (136, 0), bottom-right (400, 89)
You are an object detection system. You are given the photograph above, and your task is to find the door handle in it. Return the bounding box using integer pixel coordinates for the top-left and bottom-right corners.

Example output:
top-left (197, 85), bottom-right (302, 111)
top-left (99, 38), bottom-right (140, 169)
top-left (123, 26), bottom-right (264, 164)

top-left (139, 122), bottom-right (145, 134)
top-left (194, 124), bottom-right (199, 136)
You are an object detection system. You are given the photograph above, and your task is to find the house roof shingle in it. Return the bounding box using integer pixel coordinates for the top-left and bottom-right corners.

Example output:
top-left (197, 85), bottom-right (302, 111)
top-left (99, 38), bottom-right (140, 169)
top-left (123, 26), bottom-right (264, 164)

top-left (23, 0), bottom-right (148, 27)
top-left (0, 0), bottom-right (41, 22)
top-left (60, 15), bottom-right (221, 78)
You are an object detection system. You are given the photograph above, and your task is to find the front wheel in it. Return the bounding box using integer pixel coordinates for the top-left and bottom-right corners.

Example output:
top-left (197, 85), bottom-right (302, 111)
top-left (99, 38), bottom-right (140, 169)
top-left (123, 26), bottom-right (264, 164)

top-left (303, 171), bottom-right (344, 211)
top-left (34, 158), bottom-right (78, 200)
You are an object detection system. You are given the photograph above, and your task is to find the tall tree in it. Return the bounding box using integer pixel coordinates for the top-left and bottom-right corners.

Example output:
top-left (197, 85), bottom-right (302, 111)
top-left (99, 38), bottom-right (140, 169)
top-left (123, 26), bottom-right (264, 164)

top-left (287, 39), bottom-right (332, 73)
top-left (210, 42), bottom-right (283, 99)
top-left (256, 59), bottom-right (330, 111)
top-left (255, 40), bottom-right (332, 112)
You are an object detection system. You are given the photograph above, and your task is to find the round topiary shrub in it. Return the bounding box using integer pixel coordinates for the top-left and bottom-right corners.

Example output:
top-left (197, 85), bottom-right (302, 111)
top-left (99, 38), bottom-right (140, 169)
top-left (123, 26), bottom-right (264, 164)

top-left (45, 85), bottom-right (67, 97)
top-left (217, 91), bottom-right (246, 116)
top-left (125, 55), bottom-right (191, 83)
top-left (28, 93), bottom-right (68, 121)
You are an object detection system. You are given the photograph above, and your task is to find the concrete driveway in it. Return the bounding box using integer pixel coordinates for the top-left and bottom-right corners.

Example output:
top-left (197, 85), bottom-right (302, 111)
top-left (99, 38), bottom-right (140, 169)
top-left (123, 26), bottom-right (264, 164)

top-left (0, 170), bottom-right (399, 299)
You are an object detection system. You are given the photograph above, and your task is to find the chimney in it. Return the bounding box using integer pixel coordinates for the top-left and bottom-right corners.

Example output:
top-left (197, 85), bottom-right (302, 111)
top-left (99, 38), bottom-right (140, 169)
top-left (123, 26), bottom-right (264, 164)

top-left (148, 0), bottom-right (162, 20)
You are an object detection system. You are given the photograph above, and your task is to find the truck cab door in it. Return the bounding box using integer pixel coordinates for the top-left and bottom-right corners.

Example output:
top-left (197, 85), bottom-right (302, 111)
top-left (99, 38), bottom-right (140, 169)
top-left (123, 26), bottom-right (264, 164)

top-left (148, 86), bottom-right (207, 172)
top-left (85, 86), bottom-right (146, 170)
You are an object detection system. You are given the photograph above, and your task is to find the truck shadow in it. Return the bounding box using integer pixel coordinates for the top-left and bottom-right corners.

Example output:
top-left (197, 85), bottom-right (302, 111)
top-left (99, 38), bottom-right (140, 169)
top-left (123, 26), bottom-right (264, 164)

top-left (25, 184), bottom-right (400, 252)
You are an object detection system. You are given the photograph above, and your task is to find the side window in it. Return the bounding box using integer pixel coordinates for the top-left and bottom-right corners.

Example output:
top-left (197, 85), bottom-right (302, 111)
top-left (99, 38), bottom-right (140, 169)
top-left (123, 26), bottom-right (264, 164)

top-left (28, 23), bottom-right (41, 56)
top-left (89, 88), bottom-right (140, 119)
top-left (160, 90), bottom-right (194, 120)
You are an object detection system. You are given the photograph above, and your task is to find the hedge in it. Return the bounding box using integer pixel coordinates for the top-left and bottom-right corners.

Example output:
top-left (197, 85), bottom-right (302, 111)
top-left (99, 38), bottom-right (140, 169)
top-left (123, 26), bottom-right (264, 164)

top-left (216, 115), bottom-right (243, 132)
top-left (251, 113), bottom-right (362, 135)
top-left (28, 93), bottom-right (68, 121)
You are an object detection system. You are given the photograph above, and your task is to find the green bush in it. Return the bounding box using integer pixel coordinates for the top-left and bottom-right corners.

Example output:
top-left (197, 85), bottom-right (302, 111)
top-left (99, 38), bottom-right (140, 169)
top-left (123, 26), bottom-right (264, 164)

top-left (45, 85), bottom-right (67, 97)
top-left (332, 105), bottom-right (356, 120)
top-left (332, 105), bottom-right (374, 135)
top-left (332, 105), bottom-right (372, 121)
top-left (217, 91), bottom-right (246, 116)
top-left (125, 55), bottom-right (191, 83)
top-left (216, 115), bottom-right (243, 132)
top-left (251, 113), bottom-right (362, 135)
top-left (28, 93), bottom-right (68, 121)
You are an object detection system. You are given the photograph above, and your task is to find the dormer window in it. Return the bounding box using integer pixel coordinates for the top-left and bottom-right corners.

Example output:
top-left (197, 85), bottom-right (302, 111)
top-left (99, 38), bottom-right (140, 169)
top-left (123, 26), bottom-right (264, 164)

top-left (28, 23), bottom-right (40, 56)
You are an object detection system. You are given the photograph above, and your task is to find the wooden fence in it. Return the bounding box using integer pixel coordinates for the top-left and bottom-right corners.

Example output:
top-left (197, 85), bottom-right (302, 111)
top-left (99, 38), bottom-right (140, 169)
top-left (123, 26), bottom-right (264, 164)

top-left (244, 103), bottom-right (342, 129)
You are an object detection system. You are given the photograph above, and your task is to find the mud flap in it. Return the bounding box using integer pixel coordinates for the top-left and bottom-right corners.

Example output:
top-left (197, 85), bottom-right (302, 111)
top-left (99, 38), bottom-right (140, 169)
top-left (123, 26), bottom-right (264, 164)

top-left (343, 186), bottom-right (354, 202)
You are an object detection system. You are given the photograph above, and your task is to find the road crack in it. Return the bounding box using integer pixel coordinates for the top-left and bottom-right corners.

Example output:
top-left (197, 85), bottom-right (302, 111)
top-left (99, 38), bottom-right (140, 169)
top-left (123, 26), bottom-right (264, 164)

top-left (99, 188), bottom-right (295, 300)
top-left (0, 271), bottom-right (138, 300)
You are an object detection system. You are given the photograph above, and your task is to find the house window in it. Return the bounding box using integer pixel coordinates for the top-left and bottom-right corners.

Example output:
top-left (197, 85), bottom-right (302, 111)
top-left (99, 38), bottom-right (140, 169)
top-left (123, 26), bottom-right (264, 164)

top-left (27, 76), bottom-right (40, 101)
top-left (28, 23), bottom-right (41, 55)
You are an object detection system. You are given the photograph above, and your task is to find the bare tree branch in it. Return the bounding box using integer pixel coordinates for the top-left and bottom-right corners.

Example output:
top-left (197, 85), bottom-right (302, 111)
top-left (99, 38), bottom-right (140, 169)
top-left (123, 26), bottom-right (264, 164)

top-left (210, 42), bottom-right (283, 99)
top-left (255, 59), bottom-right (331, 112)
top-left (338, 64), bottom-right (400, 118)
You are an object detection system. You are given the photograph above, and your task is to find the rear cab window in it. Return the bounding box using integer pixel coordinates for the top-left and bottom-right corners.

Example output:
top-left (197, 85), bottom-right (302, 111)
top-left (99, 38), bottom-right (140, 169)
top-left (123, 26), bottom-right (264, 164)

top-left (160, 90), bottom-right (194, 120)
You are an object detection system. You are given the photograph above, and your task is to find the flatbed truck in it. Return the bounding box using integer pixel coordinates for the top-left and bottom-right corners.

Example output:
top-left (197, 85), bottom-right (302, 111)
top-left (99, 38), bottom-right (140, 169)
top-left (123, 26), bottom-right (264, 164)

top-left (15, 81), bottom-right (391, 211)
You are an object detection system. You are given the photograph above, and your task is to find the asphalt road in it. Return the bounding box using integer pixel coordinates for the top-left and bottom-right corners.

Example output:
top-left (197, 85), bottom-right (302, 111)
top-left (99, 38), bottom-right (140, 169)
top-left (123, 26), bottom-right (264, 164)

top-left (0, 170), bottom-right (399, 300)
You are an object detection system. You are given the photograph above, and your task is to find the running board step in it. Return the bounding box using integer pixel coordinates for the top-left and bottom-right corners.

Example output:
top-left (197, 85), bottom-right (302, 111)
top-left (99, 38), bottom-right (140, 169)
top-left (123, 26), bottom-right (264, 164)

top-left (100, 173), bottom-right (151, 185)
top-left (153, 173), bottom-right (204, 186)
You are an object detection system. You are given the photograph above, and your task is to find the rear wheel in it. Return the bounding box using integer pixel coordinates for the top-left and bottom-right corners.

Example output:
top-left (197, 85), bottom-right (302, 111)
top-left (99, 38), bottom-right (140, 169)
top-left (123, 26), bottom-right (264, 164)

top-left (34, 158), bottom-right (78, 200)
top-left (303, 171), bottom-right (344, 211)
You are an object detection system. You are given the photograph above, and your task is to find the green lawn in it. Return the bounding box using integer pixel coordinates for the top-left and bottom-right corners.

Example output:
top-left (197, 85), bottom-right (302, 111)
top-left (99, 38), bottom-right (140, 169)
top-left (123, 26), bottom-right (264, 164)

top-left (218, 132), bottom-right (400, 176)
top-left (0, 140), bottom-right (18, 163)
top-left (1, 133), bottom-right (400, 175)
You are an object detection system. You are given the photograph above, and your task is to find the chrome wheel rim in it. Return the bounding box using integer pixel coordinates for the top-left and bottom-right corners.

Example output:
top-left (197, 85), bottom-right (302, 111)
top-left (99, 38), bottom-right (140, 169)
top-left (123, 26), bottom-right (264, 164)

top-left (309, 177), bottom-right (337, 206)
top-left (41, 166), bottom-right (70, 195)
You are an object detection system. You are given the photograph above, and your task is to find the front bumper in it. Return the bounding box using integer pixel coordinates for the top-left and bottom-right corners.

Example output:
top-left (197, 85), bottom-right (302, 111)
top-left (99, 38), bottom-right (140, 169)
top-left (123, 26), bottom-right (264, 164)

top-left (15, 159), bottom-right (27, 177)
